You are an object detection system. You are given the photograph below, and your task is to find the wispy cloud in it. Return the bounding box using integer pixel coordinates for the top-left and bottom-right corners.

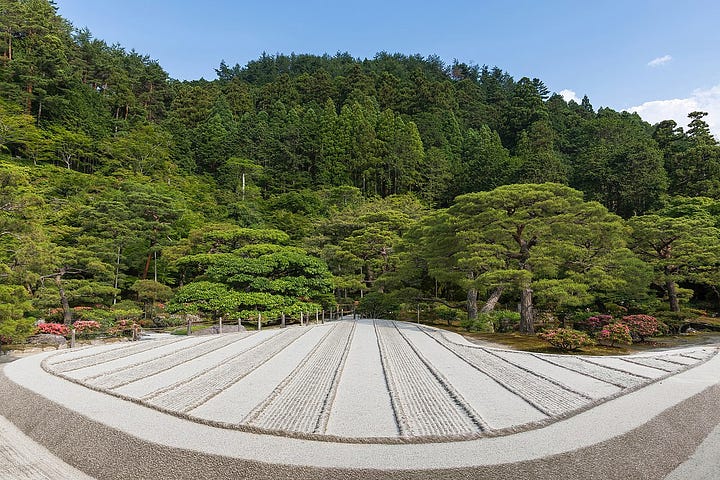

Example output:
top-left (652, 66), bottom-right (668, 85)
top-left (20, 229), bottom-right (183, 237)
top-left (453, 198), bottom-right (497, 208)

top-left (628, 85), bottom-right (720, 139)
top-left (647, 55), bottom-right (672, 67)
top-left (559, 89), bottom-right (580, 103)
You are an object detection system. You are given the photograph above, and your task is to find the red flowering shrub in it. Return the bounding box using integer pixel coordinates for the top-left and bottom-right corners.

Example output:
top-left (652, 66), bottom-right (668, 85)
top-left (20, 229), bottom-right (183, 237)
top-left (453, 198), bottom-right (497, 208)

top-left (597, 322), bottom-right (632, 347)
top-left (37, 323), bottom-right (70, 336)
top-left (621, 314), bottom-right (659, 342)
top-left (538, 328), bottom-right (595, 351)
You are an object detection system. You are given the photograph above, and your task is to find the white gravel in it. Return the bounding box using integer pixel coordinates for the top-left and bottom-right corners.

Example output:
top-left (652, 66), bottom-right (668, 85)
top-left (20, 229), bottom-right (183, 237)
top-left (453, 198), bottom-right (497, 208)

top-left (325, 319), bottom-right (398, 437)
top-left (190, 325), bottom-right (329, 423)
top-left (36, 319), bottom-right (719, 442)
top-left (116, 330), bottom-right (269, 398)
top-left (491, 350), bottom-right (621, 399)
top-left (5, 347), bottom-right (720, 472)
top-left (397, 323), bottom-right (547, 429)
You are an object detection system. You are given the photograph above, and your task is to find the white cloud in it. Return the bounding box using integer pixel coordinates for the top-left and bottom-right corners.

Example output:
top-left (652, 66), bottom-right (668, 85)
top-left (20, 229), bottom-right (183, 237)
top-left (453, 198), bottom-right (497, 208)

top-left (648, 55), bottom-right (672, 67)
top-left (559, 89), bottom-right (580, 103)
top-left (627, 85), bottom-right (720, 139)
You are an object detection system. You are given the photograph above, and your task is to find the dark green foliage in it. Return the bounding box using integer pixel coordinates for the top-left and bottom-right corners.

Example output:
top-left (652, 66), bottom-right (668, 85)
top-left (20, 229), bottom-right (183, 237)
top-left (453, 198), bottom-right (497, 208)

top-left (4, 1), bottom-right (720, 333)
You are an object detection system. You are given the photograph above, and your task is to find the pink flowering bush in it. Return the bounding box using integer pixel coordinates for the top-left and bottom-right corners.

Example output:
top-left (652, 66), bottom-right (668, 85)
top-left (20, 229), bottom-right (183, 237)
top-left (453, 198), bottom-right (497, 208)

top-left (538, 328), bottom-right (595, 351)
top-left (107, 318), bottom-right (140, 337)
top-left (621, 314), bottom-right (659, 342)
top-left (72, 320), bottom-right (101, 337)
top-left (597, 322), bottom-right (632, 347)
top-left (36, 323), bottom-right (70, 336)
top-left (584, 314), bottom-right (614, 333)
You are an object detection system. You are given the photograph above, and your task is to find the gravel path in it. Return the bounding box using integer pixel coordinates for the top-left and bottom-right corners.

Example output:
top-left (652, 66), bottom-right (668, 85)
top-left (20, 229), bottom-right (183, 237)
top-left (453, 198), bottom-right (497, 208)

top-left (396, 323), bottom-right (546, 429)
top-left (190, 324), bottom-right (331, 424)
top-left (84, 333), bottom-right (249, 389)
top-left (46, 337), bottom-right (184, 373)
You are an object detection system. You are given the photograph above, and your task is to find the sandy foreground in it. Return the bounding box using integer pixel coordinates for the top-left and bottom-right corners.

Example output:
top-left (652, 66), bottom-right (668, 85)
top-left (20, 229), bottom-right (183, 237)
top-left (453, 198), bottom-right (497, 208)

top-left (1, 318), bottom-right (719, 479)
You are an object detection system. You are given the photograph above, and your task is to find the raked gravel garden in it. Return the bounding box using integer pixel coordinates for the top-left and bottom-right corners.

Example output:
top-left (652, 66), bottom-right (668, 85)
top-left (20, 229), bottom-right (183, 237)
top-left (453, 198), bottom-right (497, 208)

top-left (2, 318), bottom-right (720, 479)
top-left (38, 318), bottom-right (718, 441)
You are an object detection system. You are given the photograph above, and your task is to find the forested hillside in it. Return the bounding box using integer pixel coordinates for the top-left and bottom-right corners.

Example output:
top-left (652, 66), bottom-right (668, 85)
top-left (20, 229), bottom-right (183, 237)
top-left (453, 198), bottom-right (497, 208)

top-left (2, 0), bottom-right (720, 343)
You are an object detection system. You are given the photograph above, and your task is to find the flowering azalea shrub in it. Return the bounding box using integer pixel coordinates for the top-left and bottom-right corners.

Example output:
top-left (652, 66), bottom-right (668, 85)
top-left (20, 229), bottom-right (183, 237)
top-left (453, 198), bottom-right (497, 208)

top-left (36, 323), bottom-right (70, 336)
top-left (538, 328), bottom-right (595, 351)
top-left (597, 322), bottom-right (632, 347)
top-left (621, 314), bottom-right (659, 342)
top-left (584, 314), bottom-right (614, 333)
top-left (72, 320), bottom-right (101, 337)
top-left (107, 318), bottom-right (141, 337)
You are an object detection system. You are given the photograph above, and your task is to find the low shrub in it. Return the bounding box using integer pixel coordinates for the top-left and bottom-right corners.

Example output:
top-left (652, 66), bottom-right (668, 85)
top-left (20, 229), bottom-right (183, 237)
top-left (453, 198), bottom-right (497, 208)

top-left (491, 310), bottom-right (521, 332)
top-left (461, 310), bottom-right (520, 333)
top-left (357, 292), bottom-right (399, 319)
top-left (72, 320), bottom-right (101, 337)
top-left (36, 323), bottom-right (70, 336)
top-left (434, 305), bottom-right (462, 326)
top-left (597, 322), bottom-right (632, 347)
top-left (538, 328), bottom-right (595, 351)
top-left (149, 314), bottom-right (186, 328)
top-left (107, 318), bottom-right (141, 337)
top-left (621, 314), bottom-right (659, 342)
top-left (461, 313), bottom-right (494, 333)
top-left (584, 314), bottom-right (614, 333)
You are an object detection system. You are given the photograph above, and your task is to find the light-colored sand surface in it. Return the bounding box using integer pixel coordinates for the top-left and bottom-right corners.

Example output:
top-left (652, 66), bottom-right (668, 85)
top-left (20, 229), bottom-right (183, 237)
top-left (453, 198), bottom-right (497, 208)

top-left (0, 415), bottom-right (94, 480)
top-left (37, 319), bottom-right (719, 440)
top-left (665, 421), bottom-right (720, 479)
top-left (2, 319), bottom-right (720, 478)
top-left (324, 319), bottom-right (398, 437)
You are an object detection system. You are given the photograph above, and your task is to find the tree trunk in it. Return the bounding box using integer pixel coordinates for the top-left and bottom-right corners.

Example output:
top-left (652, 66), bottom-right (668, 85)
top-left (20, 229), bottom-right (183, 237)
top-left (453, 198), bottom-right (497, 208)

top-left (26, 84), bottom-right (32, 114)
top-left (55, 273), bottom-right (73, 325)
top-left (142, 250), bottom-right (152, 280)
top-left (466, 270), bottom-right (478, 320)
top-left (113, 245), bottom-right (121, 305)
top-left (519, 287), bottom-right (534, 333)
top-left (467, 287), bottom-right (478, 320)
top-left (364, 263), bottom-right (374, 290)
top-left (711, 286), bottom-right (720, 311)
top-left (480, 286), bottom-right (504, 313)
top-left (666, 280), bottom-right (680, 312)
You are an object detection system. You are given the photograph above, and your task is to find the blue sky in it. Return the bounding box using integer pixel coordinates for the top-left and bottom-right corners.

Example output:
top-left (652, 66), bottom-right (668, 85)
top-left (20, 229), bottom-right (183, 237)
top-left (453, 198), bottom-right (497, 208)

top-left (56, 0), bottom-right (720, 134)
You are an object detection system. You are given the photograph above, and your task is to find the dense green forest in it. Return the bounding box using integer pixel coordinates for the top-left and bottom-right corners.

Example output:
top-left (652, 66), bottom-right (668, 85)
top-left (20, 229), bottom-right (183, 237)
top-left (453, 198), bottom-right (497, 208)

top-left (2, 0), bottom-right (720, 343)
